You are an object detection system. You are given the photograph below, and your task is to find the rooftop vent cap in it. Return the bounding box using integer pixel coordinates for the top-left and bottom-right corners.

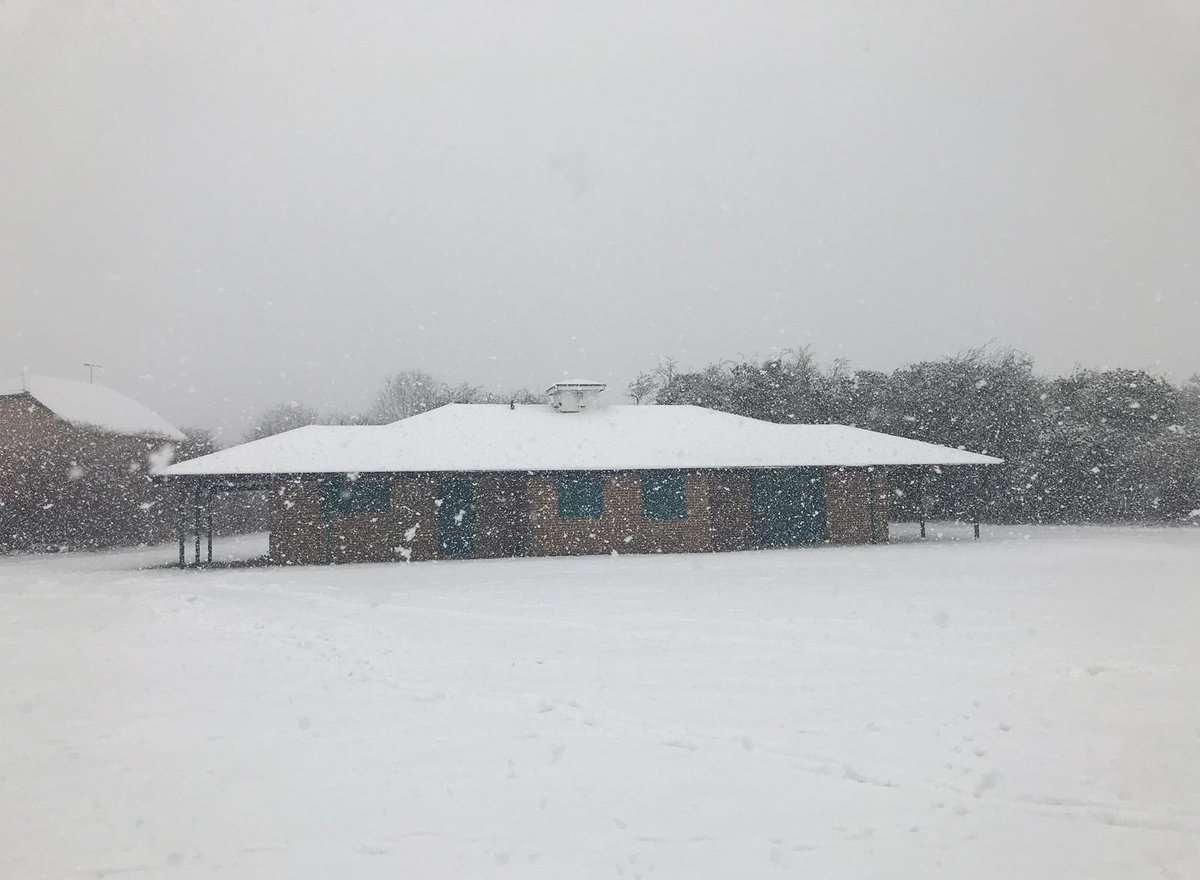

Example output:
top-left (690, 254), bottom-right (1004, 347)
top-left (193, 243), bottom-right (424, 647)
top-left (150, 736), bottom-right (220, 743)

top-left (545, 380), bottom-right (606, 413)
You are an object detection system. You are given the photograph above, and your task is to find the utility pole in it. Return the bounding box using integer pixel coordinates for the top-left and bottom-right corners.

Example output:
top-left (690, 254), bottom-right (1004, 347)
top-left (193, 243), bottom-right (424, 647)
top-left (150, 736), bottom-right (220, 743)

top-left (83, 362), bottom-right (102, 383)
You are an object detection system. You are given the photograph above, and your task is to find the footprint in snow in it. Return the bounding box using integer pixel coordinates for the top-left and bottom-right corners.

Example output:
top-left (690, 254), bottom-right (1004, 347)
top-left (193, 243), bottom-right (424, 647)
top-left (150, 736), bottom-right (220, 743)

top-left (973, 771), bottom-right (999, 798)
top-left (661, 737), bottom-right (698, 751)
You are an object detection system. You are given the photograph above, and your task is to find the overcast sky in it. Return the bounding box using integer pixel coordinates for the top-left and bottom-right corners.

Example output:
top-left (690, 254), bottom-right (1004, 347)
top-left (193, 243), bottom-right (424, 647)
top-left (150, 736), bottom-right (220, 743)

top-left (3, 1), bottom-right (1198, 441)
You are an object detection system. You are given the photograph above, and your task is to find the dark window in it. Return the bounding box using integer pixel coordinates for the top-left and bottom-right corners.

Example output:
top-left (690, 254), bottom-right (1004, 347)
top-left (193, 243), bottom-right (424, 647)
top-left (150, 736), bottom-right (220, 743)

top-left (321, 475), bottom-right (391, 517)
top-left (751, 468), bottom-right (825, 547)
top-left (437, 477), bottom-right (476, 558)
top-left (641, 471), bottom-right (687, 521)
top-left (558, 474), bottom-right (604, 519)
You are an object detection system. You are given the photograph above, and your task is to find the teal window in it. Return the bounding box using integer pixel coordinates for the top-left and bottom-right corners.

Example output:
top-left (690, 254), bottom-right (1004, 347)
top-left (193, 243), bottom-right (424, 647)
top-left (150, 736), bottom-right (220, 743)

top-left (641, 471), bottom-right (687, 520)
top-left (321, 475), bottom-right (391, 517)
top-left (558, 474), bottom-right (604, 519)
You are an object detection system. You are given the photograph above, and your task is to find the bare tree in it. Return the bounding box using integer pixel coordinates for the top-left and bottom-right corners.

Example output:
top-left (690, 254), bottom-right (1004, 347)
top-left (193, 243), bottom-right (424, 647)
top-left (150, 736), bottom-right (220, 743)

top-left (366, 370), bottom-right (448, 423)
top-left (653, 357), bottom-right (678, 389)
top-left (175, 427), bottom-right (217, 461)
top-left (367, 369), bottom-right (542, 421)
top-left (245, 402), bottom-right (321, 441)
top-left (627, 371), bottom-right (659, 404)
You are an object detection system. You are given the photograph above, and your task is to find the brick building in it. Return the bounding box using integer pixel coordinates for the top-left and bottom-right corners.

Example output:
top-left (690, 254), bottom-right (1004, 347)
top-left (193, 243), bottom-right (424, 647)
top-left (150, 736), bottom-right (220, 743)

top-left (1, 374), bottom-right (186, 551)
top-left (163, 382), bottom-right (1001, 565)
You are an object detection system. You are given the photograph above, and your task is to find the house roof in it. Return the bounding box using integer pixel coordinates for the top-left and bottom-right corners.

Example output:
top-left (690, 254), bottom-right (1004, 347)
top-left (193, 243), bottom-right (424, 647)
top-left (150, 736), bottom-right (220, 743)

top-left (1, 374), bottom-right (186, 441)
top-left (163, 403), bottom-right (1001, 476)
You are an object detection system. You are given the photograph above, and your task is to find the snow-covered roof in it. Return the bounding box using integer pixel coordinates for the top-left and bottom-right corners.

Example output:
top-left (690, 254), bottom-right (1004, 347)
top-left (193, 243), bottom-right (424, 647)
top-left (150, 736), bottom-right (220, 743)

top-left (546, 380), bottom-right (606, 390)
top-left (1, 374), bottom-right (186, 441)
top-left (164, 403), bottom-right (1001, 476)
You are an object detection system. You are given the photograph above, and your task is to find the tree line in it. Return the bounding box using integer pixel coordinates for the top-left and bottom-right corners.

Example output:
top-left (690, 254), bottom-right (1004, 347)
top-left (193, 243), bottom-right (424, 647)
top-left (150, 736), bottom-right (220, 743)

top-left (243, 370), bottom-right (542, 441)
top-left (633, 348), bottom-right (1200, 524)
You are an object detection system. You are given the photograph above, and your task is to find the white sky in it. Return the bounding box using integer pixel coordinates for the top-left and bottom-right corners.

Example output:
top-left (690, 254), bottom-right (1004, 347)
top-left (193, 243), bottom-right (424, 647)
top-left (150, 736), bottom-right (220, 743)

top-left (2, 1), bottom-right (1198, 441)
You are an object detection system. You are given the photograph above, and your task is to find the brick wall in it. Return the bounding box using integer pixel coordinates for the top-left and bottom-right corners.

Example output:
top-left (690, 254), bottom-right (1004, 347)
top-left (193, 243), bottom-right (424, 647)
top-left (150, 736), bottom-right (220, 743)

top-left (268, 474), bottom-right (438, 564)
top-left (0, 394), bottom-right (180, 552)
top-left (392, 474), bottom-right (440, 561)
top-left (873, 470), bottom-right (892, 542)
top-left (527, 471), bottom-right (714, 556)
top-left (707, 469), bottom-right (753, 552)
top-left (473, 473), bottom-right (530, 558)
top-left (268, 480), bottom-right (324, 564)
top-left (265, 466), bottom-right (893, 564)
top-left (824, 467), bottom-right (890, 544)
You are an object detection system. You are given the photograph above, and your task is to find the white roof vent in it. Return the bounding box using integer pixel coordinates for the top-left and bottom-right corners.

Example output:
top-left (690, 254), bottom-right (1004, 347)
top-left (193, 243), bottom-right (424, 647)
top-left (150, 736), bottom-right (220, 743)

top-left (545, 380), bottom-right (606, 413)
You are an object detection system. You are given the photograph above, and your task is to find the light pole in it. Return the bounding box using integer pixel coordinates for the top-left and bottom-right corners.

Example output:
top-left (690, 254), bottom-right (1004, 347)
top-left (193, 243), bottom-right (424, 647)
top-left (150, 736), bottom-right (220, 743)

top-left (83, 362), bottom-right (102, 383)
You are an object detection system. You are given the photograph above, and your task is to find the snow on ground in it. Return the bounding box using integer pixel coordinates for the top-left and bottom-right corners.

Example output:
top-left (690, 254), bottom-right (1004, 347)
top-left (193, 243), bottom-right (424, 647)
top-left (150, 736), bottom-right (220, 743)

top-left (3, 524), bottom-right (1198, 879)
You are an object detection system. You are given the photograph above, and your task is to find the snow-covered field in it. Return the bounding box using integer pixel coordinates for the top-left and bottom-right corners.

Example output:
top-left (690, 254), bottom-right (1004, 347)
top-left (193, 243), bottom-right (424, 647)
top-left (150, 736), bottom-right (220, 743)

top-left (3, 525), bottom-right (1198, 879)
